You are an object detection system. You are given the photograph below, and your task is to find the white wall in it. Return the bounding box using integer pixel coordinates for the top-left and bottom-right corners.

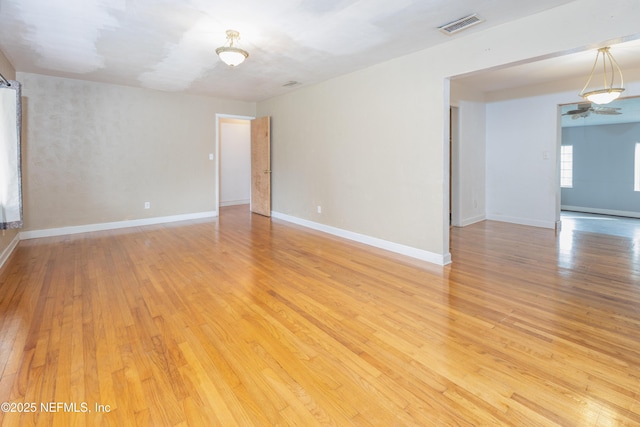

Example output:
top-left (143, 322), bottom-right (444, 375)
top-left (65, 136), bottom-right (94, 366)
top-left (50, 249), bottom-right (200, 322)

top-left (457, 100), bottom-right (486, 226)
top-left (485, 94), bottom-right (561, 228)
top-left (220, 119), bottom-right (250, 206)
top-left (258, 0), bottom-right (640, 264)
top-left (485, 81), bottom-right (640, 229)
top-left (450, 82), bottom-right (487, 227)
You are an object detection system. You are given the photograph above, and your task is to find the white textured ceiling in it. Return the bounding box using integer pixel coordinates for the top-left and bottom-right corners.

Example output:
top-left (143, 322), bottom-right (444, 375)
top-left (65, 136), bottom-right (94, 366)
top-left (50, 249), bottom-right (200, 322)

top-left (454, 38), bottom-right (640, 94)
top-left (454, 38), bottom-right (640, 127)
top-left (0, 0), bottom-right (577, 102)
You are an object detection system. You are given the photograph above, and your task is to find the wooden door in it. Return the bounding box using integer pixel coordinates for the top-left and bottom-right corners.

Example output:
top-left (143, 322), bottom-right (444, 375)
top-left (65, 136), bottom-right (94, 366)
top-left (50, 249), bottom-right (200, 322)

top-left (250, 116), bottom-right (271, 216)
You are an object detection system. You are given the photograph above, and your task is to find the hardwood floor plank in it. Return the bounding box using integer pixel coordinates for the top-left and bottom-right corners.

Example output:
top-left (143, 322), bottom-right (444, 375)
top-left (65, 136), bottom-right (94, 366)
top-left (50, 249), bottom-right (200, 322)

top-left (1, 205), bottom-right (640, 425)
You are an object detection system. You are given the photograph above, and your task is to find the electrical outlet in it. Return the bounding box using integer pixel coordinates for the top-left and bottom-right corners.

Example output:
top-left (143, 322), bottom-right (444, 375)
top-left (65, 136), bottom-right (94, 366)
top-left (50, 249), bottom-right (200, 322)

top-left (144, 202), bottom-right (150, 209)
top-left (317, 205), bottom-right (322, 214)
top-left (209, 153), bottom-right (214, 160)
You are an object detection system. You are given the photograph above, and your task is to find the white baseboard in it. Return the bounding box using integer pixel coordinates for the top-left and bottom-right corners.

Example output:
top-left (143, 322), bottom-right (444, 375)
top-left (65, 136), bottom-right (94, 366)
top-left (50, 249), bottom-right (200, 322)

top-left (20, 211), bottom-right (217, 240)
top-left (561, 205), bottom-right (640, 219)
top-left (4, 210), bottom-right (453, 269)
top-left (271, 211), bottom-right (451, 266)
top-left (459, 214), bottom-right (486, 227)
top-left (0, 232), bottom-right (21, 270)
top-left (220, 199), bottom-right (250, 207)
top-left (485, 213), bottom-right (555, 229)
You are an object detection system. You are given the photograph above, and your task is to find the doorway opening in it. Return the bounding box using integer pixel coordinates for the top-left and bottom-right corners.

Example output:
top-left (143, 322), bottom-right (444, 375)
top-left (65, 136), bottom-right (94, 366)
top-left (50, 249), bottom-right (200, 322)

top-left (557, 96), bottom-right (640, 236)
top-left (215, 114), bottom-right (254, 216)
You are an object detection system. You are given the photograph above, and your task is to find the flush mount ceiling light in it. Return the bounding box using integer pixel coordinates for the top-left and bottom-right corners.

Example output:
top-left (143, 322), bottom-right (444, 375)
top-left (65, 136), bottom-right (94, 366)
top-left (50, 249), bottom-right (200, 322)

top-left (579, 47), bottom-right (625, 105)
top-left (216, 30), bottom-right (249, 67)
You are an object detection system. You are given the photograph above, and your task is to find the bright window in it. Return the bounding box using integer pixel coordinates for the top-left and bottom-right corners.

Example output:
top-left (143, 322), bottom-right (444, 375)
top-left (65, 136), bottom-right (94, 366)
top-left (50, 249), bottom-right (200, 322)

top-left (560, 145), bottom-right (573, 188)
top-left (635, 142), bottom-right (640, 192)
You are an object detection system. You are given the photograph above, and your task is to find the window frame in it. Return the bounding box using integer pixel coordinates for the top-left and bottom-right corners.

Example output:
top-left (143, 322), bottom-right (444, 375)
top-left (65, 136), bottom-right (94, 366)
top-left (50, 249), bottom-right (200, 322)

top-left (560, 144), bottom-right (573, 189)
top-left (634, 142), bottom-right (640, 192)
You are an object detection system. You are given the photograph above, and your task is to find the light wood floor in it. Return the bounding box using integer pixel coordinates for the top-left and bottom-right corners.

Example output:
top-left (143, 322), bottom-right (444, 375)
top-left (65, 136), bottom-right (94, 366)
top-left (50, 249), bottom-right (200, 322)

top-left (1, 205), bottom-right (639, 426)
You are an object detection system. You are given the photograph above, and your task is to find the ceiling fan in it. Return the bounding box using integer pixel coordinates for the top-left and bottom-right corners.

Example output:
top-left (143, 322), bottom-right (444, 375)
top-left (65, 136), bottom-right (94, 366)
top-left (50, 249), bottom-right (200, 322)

top-left (562, 102), bottom-right (622, 119)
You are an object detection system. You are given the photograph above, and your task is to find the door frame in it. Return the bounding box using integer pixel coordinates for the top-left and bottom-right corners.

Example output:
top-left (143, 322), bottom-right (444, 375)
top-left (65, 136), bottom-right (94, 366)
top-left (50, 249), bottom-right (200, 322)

top-left (215, 114), bottom-right (255, 217)
top-left (450, 106), bottom-right (460, 227)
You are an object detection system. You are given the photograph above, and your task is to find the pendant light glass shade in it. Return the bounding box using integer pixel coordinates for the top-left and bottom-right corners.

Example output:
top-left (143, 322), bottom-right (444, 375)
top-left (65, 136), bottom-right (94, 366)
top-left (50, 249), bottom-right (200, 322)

top-left (216, 30), bottom-right (249, 67)
top-left (582, 88), bottom-right (623, 105)
top-left (579, 47), bottom-right (624, 105)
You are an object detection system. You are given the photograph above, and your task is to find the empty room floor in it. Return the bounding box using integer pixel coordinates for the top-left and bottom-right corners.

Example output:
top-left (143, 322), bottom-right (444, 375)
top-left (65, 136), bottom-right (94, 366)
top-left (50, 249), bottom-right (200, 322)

top-left (561, 210), bottom-right (640, 240)
top-left (0, 205), bottom-right (639, 426)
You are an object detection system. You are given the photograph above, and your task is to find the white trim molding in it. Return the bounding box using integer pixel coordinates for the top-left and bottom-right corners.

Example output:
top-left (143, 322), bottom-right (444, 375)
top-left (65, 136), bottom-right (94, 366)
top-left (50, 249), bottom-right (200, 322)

top-left (272, 211), bottom-right (451, 266)
top-left (20, 211), bottom-right (217, 240)
top-left (561, 205), bottom-right (640, 219)
top-left (0, 232), bottom-right (20, 270)
top-left (215, 113), bottom-right (255, 220)
top-left (459, 214), bottom-right (486, 227)
top-left (485, 213), bottom-right (555, 229)
top-left (220, 199), bottom-right (250, 207)
top-left (4, 210), bottom-right (454, 269)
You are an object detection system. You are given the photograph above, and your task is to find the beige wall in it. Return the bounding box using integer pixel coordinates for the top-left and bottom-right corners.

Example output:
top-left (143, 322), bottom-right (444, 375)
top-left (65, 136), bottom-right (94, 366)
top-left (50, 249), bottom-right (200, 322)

top-left (19, 73), bottom-right (255, 230)
top-left (257, 0), bottom-right (640, 259)
top-left (0, 49), bottom-right (19, 261)
top-left (258, 59), bottom-right (439, 253)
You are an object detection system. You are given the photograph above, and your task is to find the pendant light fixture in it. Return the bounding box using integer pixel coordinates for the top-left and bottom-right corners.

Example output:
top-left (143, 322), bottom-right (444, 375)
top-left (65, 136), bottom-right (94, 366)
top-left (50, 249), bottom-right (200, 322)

top-left (579, 47), bottom-right (624, 105)
top-left (216, 30), bottom-right (249, 67)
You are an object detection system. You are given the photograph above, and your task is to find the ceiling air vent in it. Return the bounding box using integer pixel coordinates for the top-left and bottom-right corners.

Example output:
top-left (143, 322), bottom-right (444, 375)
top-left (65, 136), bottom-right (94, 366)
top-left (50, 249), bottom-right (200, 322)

top-left (438, 14), bottom-right (484, 35)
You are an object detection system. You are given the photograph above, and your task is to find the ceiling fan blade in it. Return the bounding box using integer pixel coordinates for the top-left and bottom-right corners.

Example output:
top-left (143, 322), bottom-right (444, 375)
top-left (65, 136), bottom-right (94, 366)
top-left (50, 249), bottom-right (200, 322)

top-left (592, 106), bottom-right (622, 114)
top-left (564, 109), bottom-right (588, 115)
top-left (571, 111), bottom-right (590, 119)
top-left (593, 110), bottom-right (622, 115)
